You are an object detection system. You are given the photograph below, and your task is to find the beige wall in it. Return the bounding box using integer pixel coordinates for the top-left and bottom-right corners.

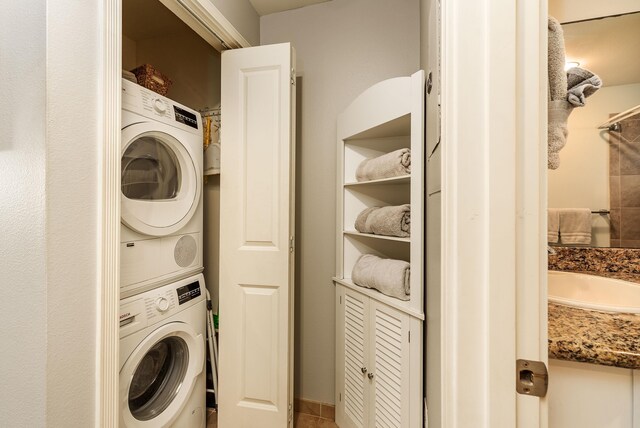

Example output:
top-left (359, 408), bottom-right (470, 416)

top-left (122, 35), bottom-right (138, 71)
top-left (134, 33), bottom-right (221, 111)
top-left (548, 83), bottom-right (640, 246)
top-left (46, 0), bottom-right (104, 425)
top-left (209, 0), bottom-right (260, 45)
top-left (0, 2), bottom-right (47, 425)
top-left (261, 0), bottom-right (420, 404)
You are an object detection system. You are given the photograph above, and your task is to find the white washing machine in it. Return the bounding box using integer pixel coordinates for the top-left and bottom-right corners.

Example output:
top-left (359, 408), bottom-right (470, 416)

top-left (121, 78), bottom-right (203, 298)
top-left (119, 274), bottom-right (206, 428)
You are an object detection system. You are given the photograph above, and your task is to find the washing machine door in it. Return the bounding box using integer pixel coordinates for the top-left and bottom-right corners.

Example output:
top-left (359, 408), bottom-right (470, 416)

top-left (121, 122), bottom-right (201, 236)
top-left (120, 322), bottom-right (204, 427)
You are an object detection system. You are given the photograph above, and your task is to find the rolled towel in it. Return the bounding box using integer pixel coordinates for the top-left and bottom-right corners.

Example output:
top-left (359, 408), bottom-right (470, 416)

top-left (548, 100), bottom-right (573, 170)
top-left (548, 208), bottom-right (560, 244)
top-left (352, 254), bottom-right (410, 301)
top-left (355, 148), bottom-right (411, 182)
top-left (566, 67), bottom-right (602, 107)
top-left (354, 204), bottom-right (410, 237)
top-left (559, 208), bottom-right (591, 245)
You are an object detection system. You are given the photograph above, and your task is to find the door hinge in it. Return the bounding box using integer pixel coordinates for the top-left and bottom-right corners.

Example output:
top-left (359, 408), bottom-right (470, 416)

top-left (291, 68), bottom-right (296, 86)
top-left (288, 402), bottom-right (293, 423)
top-left (408, 330), bottom-right (411, 343)
top-left (339, 392), bottom-right (342, 402)
top-left (289, 236), bottom-right (294, 253)
top-left (516, 359), bottom-right (548, 397)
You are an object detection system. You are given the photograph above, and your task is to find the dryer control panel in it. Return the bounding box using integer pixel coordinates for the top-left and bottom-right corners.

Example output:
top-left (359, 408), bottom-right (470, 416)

top-left (121, 78), bottom-right (202, 135)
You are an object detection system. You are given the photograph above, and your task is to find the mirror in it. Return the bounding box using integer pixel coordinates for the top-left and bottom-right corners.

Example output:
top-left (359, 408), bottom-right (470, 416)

top-left (548, 11), bottom-right (640, 248)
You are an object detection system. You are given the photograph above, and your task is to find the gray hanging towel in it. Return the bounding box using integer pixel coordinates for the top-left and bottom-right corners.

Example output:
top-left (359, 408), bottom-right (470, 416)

top-left (548, 100), bottom-right (574, 170)
top-left (547, 16), bottom-right (571, 170)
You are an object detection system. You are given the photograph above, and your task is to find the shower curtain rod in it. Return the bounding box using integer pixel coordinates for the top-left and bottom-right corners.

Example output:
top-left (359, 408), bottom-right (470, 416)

top-left (598, 104), bottom-right (640, 130)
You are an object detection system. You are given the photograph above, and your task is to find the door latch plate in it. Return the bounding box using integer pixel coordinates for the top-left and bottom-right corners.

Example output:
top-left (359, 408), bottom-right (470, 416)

top-left (516, 359), bottom-right (548, 397)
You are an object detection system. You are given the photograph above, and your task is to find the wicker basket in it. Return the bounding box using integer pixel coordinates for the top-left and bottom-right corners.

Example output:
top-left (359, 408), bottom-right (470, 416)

top-left (130, 64), bottom-right (172, 96)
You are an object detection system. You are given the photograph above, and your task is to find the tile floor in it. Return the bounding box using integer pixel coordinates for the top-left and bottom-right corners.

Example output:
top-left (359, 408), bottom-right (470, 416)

top-left (206, 409), bottom-right (339, 427)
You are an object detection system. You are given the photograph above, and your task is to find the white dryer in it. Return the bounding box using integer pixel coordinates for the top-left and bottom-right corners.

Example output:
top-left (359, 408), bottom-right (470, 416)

top-left (121, 79), bottom-right (203, 298)
top-left (119, 274), bottom-right (206, 428)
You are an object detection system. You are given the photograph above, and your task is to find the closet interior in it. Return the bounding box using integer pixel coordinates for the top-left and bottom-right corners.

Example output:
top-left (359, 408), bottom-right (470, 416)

top-left (122, 0), bottom-right (221, 310)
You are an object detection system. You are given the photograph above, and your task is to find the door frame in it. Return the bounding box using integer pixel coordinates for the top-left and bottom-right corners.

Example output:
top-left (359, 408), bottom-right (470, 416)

top-left (97, 0), bottom-right (549, 425)
top-left (440, 0), bottom-right (547, 427)
top-left (98, 1), bottom-right (250, 425)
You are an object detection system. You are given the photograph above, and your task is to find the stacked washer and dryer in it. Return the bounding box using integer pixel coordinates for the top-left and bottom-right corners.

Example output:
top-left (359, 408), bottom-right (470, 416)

top-left (119, 78), bottom-right (207, 428)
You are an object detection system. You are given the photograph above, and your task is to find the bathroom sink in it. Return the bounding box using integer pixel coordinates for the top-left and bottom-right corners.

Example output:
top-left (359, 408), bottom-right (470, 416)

top-left (548, 271), bottom-right (640, 314)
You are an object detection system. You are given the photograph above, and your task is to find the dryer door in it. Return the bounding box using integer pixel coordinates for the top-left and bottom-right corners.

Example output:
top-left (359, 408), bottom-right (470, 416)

top-left (121, 122), bottom-right (201, 236)
top-left (120, 322), bottom-right (204, 427)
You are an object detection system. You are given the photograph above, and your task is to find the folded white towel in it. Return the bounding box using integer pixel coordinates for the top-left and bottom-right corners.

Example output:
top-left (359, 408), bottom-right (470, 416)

top-left (548, 209), bottom-right (560, 244)
top-left (351, 254), bottom-right (410, 301)
top-left (559, 208), bottom-right (591, 245)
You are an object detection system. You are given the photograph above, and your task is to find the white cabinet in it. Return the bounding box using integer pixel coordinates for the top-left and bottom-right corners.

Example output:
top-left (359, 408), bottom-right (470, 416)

top-left (336, 286), bottom-right (422, 428)
top-left (334, 70), bottom-right (425, 428)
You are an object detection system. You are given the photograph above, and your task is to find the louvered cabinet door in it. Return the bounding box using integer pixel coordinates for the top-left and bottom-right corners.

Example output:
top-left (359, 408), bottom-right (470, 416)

top-left (336, 287), bottom-right (371, 428)
top-left (369, 301), bottom-right (411, 428)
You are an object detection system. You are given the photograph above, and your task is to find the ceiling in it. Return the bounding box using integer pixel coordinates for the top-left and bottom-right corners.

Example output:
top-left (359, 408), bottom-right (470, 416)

top-left (563, 12), bottom-right (640, 87)
top-left (248, 0), bottom-right (331, 16)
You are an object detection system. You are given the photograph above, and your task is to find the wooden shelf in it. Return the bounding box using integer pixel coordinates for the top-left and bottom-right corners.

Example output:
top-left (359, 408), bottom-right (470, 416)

top-left (344, 114), bottom-right (411, 140)
top-left (344, 230), bottom-right (410, 243)
top-left (344, 175), bottom-right (410, 187)
top-left (332, 277), bottom-right (424, 320)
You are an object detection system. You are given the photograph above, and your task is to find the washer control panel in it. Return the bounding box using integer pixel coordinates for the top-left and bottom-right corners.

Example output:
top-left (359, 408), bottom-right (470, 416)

top-left (145, 289), bottom-right (177, 321)
top-left (177, 280), bottom-right (202, 305)
top-left (118, 274), bottom-right (206, 338)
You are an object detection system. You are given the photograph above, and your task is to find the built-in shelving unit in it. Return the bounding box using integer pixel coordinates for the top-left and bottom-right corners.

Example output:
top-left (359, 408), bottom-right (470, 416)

top-left (334, 70), bottom-right (425, 428)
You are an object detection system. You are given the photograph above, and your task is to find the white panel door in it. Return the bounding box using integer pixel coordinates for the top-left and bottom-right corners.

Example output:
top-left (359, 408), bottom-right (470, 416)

top-left (218, 42), bottom-right (295, 428)
top-left (339, 288), bottom-right (370, 428)
top-left (369, 301), bottom-right (411, 428)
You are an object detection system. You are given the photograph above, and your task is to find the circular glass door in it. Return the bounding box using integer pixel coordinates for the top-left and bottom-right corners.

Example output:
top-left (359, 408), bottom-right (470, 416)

top-left (120, 322), bottom-right (204, 427)
top-left (128, 336), bottom-right (189, 421)
top-left (122, 136), bottom-right (181, 202)
top-left (121, 124), bottom-right (201, 237)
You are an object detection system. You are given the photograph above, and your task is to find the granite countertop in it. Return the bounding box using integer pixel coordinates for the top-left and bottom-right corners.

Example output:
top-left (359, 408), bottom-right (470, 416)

top-left (547, 247), bottom-right (640, 369)
top-left (549, 302), bottom-right (640, 370)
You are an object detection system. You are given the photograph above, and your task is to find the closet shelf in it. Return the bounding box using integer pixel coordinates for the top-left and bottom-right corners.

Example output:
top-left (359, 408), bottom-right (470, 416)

top-left (344, 175), bottom-right (410, 187)
top-left (343, 230), bottom-right (410, 243)
top-left (332, 277), bottom-right (424, 320)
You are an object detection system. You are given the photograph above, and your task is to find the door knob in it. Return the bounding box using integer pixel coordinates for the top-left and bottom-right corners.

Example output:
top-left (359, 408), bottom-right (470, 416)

top-left (361, 367), bottom-right (367, 374)
top-left (367, 372), bottom-right (374, 380)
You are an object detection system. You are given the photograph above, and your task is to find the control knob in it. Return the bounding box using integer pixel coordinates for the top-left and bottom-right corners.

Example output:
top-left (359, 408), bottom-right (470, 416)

top-left (155, 297), bottom-right (170, 312)
top-left (153, 99), bottom-right (167, 114)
